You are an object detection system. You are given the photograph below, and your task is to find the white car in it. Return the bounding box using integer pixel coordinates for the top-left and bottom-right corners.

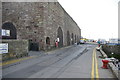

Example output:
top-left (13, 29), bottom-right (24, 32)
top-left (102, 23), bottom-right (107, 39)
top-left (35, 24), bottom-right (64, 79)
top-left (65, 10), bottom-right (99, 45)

top-left (80, 40), bottom-right (85, 44)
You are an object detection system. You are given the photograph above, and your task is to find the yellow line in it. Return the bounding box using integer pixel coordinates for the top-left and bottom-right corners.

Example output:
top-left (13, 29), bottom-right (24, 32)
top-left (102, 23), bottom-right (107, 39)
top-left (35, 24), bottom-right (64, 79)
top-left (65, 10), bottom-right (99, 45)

top-left (91, 48), bottom-right (99, 79)
top-left (95, 48), bottom-right (99, 79)
top-left (91, 48), bottom-right (95, 79)
top-left (0, 56), bottom-right (35, 66)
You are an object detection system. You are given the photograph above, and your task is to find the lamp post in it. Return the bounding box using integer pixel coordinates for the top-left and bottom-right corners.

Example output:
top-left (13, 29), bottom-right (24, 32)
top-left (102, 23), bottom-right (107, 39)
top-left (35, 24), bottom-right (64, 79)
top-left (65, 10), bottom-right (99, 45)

top-left (111, 52), bottom-right (115, 64)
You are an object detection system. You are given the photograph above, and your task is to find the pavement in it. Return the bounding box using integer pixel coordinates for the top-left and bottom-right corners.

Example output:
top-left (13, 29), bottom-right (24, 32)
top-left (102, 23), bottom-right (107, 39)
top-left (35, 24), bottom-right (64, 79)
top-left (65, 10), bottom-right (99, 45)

top-left (99, 47), bottom-right (120, 80)
top-left (0, 45), bottom-right (74, 67)
top-left (2, 45), bottom-right (86, 78)
top-left (28, 45), bottom-right (87, 78)
top-left (96, 48), bottom-right (116, 78)
top-left (51, 45), bottom-right (116, 78)
top-left (1, 44), bottom-right (117, 79)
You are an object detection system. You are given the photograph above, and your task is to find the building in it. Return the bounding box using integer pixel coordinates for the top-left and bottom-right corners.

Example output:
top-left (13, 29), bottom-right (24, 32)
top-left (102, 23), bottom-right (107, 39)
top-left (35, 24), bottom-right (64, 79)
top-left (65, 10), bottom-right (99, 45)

top-left (2, 1), bottom-right (81, 51)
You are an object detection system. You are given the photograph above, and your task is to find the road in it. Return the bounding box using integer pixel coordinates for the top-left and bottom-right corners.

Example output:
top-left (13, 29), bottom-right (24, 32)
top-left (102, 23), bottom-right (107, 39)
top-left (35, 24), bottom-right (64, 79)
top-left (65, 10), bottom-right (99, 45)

top-left (2, 44), bottom-right (116, 79)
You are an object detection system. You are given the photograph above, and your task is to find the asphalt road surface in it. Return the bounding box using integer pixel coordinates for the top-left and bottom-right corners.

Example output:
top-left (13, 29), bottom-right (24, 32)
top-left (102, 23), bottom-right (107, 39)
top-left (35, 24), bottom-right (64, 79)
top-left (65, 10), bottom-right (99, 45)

top-left (2, 44), bottom-right (116, 79)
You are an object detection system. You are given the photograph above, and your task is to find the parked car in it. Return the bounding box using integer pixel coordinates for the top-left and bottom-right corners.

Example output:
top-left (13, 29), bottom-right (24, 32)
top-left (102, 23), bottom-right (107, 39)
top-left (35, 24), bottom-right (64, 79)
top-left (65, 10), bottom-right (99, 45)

top-left (80, 39), bottom-right (86, 44)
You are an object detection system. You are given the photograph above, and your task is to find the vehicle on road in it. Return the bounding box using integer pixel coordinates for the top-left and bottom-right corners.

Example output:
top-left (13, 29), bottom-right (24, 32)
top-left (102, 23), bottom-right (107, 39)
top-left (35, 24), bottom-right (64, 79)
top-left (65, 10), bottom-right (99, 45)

top-left (80, 39), bottom-right (86, 44)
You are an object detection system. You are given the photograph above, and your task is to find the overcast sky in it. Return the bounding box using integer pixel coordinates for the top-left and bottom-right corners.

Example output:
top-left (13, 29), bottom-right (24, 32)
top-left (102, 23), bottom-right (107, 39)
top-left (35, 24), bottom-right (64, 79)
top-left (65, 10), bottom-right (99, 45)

top-left (58, 0), bottom-right (119, 40)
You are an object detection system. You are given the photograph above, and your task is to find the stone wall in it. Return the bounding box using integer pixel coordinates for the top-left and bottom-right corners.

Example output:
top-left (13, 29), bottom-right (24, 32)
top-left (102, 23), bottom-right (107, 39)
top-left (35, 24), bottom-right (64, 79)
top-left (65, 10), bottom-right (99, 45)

top-left (2, 2), bottom-right (45, 41)
top-left (43, 2), bottom-right (81, 48)
top-left (2, 40), bottom-right (28, 61)
top-left (43, 2), bottom-right (64, 48)
top-left (64, 10), bottom-right (81, 45)
top-left (102, 44), bottom-right (120, 60)
top-left (2, 1), bottom-right (81, 51)
top-left (102, 45), bottom-right (120, 54)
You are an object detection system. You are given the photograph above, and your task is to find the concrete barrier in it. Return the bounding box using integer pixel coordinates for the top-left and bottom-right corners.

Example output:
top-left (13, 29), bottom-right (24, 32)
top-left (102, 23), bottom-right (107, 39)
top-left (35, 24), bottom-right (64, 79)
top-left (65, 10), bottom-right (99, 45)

top-left (100, 49), bottom-right (108, 58)
top-left (108, 62), bottom-right (119, 79)
top-left (100, 48), bottom-right (119, 80)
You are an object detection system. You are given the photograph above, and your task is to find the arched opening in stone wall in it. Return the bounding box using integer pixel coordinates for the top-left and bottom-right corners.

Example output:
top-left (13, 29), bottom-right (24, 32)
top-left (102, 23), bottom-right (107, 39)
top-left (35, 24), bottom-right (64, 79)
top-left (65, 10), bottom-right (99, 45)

top-left (46, 37), bottom-right (50, 50)
top-left (71, 33), bottom-right (74, 44)
top-left (67, 31), bottom-right (70, 46)
top-left (57, 27), bottom-right (63, 47)
top-left (46, 37), bottom-right (50, 45)
top-left (2, 22), bottom-right (17, 39)
top-left (29, 39), bottom-right (39, 51)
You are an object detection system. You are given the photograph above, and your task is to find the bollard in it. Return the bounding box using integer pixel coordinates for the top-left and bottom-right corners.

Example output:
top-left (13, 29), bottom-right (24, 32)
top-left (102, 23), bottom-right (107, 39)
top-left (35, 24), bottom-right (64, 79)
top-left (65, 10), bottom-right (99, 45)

top-left (102, 59), bottom-right (109, 69)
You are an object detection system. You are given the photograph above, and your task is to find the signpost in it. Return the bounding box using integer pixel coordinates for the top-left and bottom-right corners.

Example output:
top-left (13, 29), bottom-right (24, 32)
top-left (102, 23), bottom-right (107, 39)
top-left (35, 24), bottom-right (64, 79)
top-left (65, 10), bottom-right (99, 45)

top-left (0, 43), bottom-right (8, 54)
top-left (1, 29), bottom-right (10, 36)
top-left (57, 38), bottom-right (60, 42)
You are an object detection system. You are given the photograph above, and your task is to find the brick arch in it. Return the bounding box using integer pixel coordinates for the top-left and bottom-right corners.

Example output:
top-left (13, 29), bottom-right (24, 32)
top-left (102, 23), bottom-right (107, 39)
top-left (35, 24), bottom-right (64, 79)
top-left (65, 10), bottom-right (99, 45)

top-left (2, 22), bottom-right (17, 39)
top-left (46, 37), bottom-right (50, 45)
top-left (57, 27), bottom-right (63, 47)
